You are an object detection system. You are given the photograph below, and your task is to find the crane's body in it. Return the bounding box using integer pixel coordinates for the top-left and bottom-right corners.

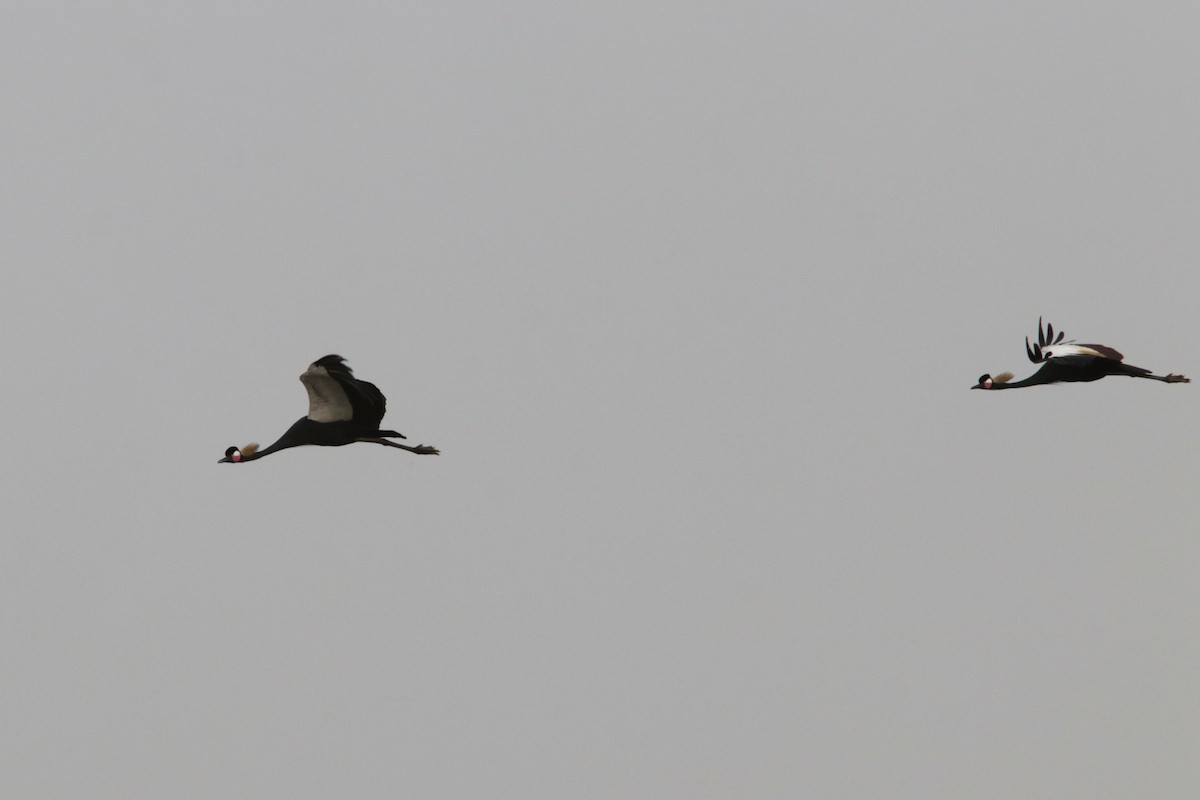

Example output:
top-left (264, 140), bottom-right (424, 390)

top-left (220, 355), bottom-right (438, 462)
top-left (973, 319), bottom-right (1189, 390)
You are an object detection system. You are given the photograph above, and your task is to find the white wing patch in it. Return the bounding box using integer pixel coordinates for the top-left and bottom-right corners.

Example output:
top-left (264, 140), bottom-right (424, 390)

top-left (300, 364), bottom-right (354, 422)
top-left (1043, 344), bottom-right (1111, 360)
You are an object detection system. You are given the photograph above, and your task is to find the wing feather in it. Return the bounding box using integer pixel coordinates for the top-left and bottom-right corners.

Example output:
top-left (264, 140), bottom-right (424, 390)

top-left (1043, 343), bottom-right (1124, 362)
top-left (300, 357), bottom-right (355, 422)
top-left (307, 355), bottom-right (388, 430)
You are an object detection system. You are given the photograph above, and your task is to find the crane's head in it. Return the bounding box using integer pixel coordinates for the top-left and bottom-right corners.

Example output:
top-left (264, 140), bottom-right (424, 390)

top-left (971, 372), bottom-right (1013, 390)
top-left (218, 443), bottom-right (259, 463)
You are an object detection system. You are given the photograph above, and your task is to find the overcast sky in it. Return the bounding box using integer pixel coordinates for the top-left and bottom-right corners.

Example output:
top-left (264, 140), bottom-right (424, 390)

top-left (3, 2), bottom-right (1199, 797)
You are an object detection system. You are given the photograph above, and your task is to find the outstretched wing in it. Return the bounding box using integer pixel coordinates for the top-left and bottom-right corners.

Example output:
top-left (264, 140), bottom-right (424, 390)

top-left (1045, 343), bottom-right (1124, 362)
top-left (304, 355), bottom-right (388, 430)
top-left (1026, 318), bottom-right (1124, 363)
top-left (300, 356), bottom-right (355, 422)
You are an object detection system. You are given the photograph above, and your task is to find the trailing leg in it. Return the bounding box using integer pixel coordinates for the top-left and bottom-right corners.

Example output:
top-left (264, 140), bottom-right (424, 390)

top-left (358, 437), bottom-right (440, 454)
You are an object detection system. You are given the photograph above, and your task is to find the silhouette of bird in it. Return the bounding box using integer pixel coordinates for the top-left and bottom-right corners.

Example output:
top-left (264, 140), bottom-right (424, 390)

top-left (219, 355), bottom-right (439, 462)
top-left (973, 318), bottom-right (1189, 390)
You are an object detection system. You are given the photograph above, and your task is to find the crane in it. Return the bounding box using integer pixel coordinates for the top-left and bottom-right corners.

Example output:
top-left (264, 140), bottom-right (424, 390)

top-left (973, 318), bottom-right (1189, 390)
top-left (219, 355), bottom-right (439, 462)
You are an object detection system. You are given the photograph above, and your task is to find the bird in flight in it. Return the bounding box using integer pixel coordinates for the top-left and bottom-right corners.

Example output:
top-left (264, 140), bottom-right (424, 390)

top-left (973, 318), bottom-right (1190, 390)
top-left (219, 355), bottom-right (439, 462)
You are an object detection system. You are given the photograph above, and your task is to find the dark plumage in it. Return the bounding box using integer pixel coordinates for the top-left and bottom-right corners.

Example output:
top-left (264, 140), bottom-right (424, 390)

top-left (219, 355), bottom-right (439, 462)
top-left (973, 318), bottom-right (1189, 390)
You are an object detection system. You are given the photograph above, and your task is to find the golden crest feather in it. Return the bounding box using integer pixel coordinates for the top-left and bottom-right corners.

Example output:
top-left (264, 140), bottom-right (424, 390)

top-left (240, 443), bottom-right (260, 457)
top-left (993, 372), bottom-right (1014, 384)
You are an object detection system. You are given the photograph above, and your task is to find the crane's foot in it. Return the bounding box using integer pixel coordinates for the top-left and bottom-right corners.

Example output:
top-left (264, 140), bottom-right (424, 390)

top-left (1166, 374), bottom-right (1190, 383)
top-left (413, 444), bottom-right (440, 455)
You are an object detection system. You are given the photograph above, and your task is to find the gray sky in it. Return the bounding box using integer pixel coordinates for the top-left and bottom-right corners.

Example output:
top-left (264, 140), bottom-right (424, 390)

top-left (4, 2), bottom-right (1199, 797)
